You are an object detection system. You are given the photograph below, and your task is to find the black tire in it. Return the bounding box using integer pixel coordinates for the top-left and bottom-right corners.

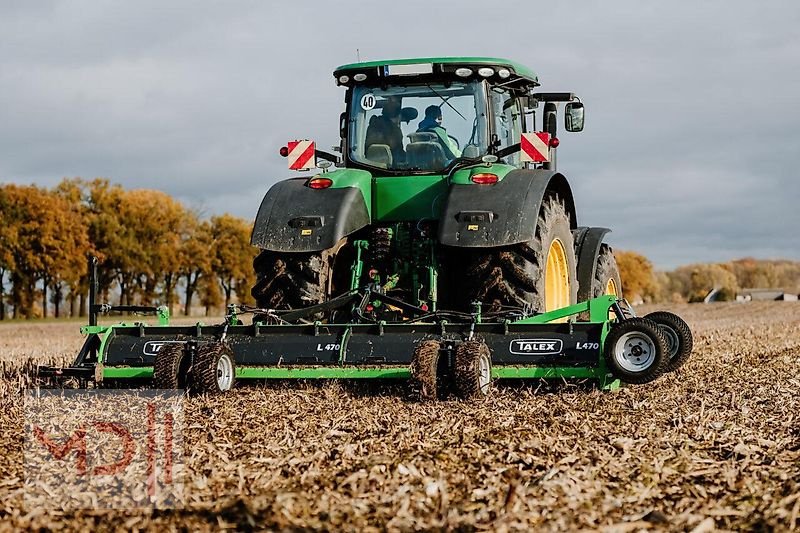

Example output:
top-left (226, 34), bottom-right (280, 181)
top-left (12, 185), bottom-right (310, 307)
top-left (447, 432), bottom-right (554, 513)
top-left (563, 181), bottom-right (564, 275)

top-left (591, 244), bottom-right (623, 299)
top-left (193, 343), bottom-right (236, 394)
top-left (251, 240), bottom-right (353, 315)
top-left (458, 195), bottom-right (578, 313)
top-left (153, 342), bottom-right (189, 390)
top-left (644, 311), bottom-right (693, 373)
top-left (604, 318), bottom-right (670, 384)
top-left (251, 251), bottom-right (329, 310)
top-left (576, 243), bottom-right (622, 320)
top-left (410, 340), bottom-right (442, 401)
top-left (454, 340), bottom-right (492, 398)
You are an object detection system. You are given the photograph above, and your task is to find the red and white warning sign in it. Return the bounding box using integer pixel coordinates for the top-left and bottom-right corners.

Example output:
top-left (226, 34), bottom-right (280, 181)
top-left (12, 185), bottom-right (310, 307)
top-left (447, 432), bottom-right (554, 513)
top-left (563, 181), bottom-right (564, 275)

top-left (287, 140), bottom-right (316, 170)
top-left (520, 132), bottom-right (551, 163)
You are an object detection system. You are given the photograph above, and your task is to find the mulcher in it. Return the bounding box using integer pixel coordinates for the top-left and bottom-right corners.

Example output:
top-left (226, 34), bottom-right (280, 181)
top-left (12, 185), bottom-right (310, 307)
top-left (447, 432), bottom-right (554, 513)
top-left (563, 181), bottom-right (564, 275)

top-left (39, 57), bottom-right (693, 398)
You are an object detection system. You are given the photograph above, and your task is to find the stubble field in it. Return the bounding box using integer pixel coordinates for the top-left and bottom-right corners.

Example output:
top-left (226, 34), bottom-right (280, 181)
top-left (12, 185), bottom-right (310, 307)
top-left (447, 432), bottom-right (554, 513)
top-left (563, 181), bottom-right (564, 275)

top-left (0, 302), bottom-right (798, 531)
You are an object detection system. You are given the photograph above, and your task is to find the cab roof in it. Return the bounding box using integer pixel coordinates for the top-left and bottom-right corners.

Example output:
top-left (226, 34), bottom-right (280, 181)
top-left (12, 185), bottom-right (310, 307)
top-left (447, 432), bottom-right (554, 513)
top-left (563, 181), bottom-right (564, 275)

top-left (333, 56), bottom-right (539, 89)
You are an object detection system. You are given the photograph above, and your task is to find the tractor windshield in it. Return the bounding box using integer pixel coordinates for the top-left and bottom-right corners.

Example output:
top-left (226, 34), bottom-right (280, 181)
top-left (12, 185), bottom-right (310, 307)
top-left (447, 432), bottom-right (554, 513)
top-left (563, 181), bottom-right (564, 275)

top-left (347, 81), bottom-right (488, 172)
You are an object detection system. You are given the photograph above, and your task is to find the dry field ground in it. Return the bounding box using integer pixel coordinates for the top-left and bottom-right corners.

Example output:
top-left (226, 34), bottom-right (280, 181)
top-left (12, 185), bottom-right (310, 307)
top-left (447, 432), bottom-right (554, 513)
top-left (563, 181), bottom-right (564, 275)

top-left (0, 302), bottom-right (798, 531)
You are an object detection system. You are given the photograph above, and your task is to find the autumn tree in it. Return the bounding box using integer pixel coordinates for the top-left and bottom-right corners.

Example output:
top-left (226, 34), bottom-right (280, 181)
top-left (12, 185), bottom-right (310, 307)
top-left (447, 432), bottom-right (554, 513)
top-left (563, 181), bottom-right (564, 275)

top-left (114, 189), bottom-right (190, 310)
top-left (728, 258), bottom-right (800, 291)
top-left (0, 184), bottom-right (40, 317)
top-left (198, 273), bottom-right (222, 316)
top-left (80, 179), bottom-right (131, 304)
top-left (614, 250), bottom-right (658, 303)
top-left (209, 214), bottom-right (256, 309)
top-left (667, 263), bottom-right (739, 302)
top-left (44, 199), bottom-right (91, 317)
top-left (178, 217), bottom-right (214, 315)
top-left (0, 185), bottom-right (89, 318)
top-left (0, 186), bottom-right (20, 320)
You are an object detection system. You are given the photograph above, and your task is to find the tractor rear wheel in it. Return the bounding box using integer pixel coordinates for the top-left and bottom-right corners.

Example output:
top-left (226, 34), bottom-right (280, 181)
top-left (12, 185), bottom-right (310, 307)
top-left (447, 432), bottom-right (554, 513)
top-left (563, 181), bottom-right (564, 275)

top-left (577, 243), bottom-right (623, 321)
top-left (592, 244), bottom-right (622, 299)
top-left (458, 195), bottom-right (577, 313)
top-left (251, 240), bottom-right (353, 314)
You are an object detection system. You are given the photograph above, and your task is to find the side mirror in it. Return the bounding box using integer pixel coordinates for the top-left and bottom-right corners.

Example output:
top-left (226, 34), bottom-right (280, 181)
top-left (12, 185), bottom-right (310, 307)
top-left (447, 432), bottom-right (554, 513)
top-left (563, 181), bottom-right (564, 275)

top-left (520, 95), bottom-right (537, 112)
top-left (565, 102), bottom-right (584, 132)
top-left (339, 112), bottom-right (347, 139)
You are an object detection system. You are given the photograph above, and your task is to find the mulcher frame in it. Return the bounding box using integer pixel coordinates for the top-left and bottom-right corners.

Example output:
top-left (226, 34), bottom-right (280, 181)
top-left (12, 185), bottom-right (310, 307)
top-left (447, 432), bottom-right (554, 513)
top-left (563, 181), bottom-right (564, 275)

top-left (41, 260), bottom-right (623, 391)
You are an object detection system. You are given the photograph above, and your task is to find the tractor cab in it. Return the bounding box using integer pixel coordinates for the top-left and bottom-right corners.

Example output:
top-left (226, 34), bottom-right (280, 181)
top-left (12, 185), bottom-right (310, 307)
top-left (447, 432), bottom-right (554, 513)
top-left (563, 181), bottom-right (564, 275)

top-left (333, 57), bottom-right (584, 175)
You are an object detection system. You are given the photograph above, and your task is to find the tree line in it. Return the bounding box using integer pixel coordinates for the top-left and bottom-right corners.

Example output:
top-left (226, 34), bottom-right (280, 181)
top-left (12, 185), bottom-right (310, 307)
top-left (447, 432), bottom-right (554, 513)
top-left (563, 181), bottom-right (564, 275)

top-left (615, 251), bottom-right (800, 303)
top-left (2, 178), bottom-right (797, 319)
top-left (0, 179), bottom-right (256, 319)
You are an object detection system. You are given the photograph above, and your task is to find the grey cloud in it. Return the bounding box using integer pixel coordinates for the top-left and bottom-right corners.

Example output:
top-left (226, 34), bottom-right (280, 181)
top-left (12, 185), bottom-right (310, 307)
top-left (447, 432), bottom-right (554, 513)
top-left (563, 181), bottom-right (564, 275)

top-left (1, 0), bottom-right (799, 269)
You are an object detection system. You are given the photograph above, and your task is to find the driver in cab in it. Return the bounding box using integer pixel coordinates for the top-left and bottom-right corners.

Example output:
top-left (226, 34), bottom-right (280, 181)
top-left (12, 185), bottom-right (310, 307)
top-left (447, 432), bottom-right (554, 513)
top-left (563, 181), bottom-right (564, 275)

top-left (365, 96), bottom-right (406, 164)
top-left (417, 105), bottom-right (461, 160)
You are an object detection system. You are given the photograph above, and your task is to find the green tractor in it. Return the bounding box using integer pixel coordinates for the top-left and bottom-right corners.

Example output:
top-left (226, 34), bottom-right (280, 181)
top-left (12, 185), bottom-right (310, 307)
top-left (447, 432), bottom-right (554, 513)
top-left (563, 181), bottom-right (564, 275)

top-left (251, 56), bottom-right (620, 320)
top-left (38, 58), bottom-right (693, 398)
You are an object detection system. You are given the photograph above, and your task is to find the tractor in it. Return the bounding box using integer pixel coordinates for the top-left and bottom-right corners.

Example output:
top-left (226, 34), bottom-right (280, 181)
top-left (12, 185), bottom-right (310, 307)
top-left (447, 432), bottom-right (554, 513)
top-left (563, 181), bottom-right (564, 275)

top-left (252, 56), bottom-right (616, 318)
top-left (38, 58), bottom-right (693, 398)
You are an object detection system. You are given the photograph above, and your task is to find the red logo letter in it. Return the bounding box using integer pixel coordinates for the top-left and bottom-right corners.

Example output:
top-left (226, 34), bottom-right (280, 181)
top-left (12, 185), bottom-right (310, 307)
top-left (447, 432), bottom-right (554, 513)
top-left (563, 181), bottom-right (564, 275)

top-left (91, 422), bottom-right (136, 475)
top-left (33, 426), bottom-right (88, 475)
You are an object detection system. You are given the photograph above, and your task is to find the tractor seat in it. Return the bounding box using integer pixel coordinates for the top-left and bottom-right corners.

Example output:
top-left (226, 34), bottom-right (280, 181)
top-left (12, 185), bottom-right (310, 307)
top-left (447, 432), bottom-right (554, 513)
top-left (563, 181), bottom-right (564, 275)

top-left (406, 142), bottom-right (446, 169)
top-left (462, 144), bottom-right (480, 158)
top-left (407, 131), bottom-right (437, 143)
top-left (366, 144), bottom-right (392, 168)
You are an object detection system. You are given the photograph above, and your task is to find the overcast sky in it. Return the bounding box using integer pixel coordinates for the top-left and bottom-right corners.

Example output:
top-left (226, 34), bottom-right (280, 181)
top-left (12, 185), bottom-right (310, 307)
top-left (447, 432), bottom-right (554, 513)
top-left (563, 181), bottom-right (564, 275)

top-left (2, 1), bottom-right (799, 269)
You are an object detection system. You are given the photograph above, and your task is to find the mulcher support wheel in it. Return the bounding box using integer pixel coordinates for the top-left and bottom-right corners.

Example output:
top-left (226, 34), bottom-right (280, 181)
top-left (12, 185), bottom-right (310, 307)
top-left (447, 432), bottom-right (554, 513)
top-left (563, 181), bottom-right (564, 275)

top-left (604, 318), bottom-right (670, 384)
top-left (153, 342), bottom-right (190, 390)
top-left (193, 342), bottom-right (236, 394)
top-left (644, 311), bottom-right (693, 372)
top-left (410, 340), bottom-right (443, 401)
top-left (454, 340), bottom-right (493, 399)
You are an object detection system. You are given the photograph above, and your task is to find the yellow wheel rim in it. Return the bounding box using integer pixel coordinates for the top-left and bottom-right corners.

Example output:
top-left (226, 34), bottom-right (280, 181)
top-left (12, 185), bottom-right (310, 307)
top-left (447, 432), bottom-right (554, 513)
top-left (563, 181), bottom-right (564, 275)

top-left (605, 277), bottom-right (619, 296)
top-left (545, 238), bottom-right (571, 312)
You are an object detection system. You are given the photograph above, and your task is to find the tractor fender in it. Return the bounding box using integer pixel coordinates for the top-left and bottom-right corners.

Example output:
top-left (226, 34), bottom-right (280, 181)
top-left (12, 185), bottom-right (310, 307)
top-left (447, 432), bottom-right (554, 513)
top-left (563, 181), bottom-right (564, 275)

top-left (437, 169), bottom-right (577, 247)
top-left (573, 226), bottom-right (611, 303)
top-left (250, 178), bottom-right (370, 252)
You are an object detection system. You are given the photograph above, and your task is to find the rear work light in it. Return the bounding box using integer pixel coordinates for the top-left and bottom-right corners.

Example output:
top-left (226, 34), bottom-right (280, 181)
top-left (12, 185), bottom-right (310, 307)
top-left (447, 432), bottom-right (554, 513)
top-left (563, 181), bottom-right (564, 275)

top-left (470, 173), bottom-right (499, 185)
top-left (307, 177), bottom-right (333, 189)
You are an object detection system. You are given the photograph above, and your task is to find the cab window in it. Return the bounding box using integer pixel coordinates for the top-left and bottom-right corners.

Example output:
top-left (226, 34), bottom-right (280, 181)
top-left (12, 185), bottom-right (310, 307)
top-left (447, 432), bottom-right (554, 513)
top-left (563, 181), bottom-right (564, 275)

top-left (490, 88), bottom-right (521, 166)
top-left (348, 81), bottom-right (488, 172)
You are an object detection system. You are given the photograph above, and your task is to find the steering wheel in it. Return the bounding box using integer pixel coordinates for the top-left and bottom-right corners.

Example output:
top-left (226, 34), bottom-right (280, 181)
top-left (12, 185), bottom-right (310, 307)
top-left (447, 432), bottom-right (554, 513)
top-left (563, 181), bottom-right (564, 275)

top-left (448, 135), bottom-right (461, 149)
